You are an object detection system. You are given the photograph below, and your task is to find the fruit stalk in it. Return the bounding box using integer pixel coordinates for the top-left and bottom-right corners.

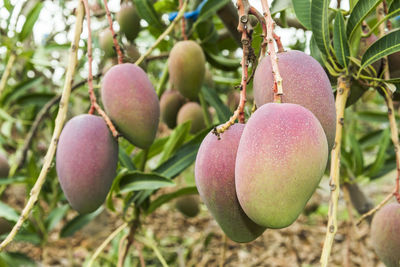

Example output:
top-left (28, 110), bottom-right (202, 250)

top-left (0, 2), bottom-right (85, 252)
top-left (260, 0), bottom-right (283, 103)
top-left (0, 53), bottom-right (16, 98)
top-left (320, 75), bottom-right (350, 266)
top-left (178, 0), bottom-right (187, 40)
top-left (135, 0), bottom-right (188, 66)
top-left (248, 7), bottom-right (267, 57)
top-left (103, 0), bottom-right (123, 64)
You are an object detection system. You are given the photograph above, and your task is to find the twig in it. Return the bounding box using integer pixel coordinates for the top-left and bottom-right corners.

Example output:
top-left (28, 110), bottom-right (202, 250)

top-left (0, 2), bottom-right (85, 252)
top-left (103, 0), bottom-right (123, 64)
top-left (0, 53), bottom-right (16, 98)
top-left (117, 233), bottom-right (129, 267)
top-left (145, 52), bottom-right (170, 62)
top-left (136, 235), bottom-right (168, 267)
top-left (260, 0), bottom-right (284, 103)
top-left (135, 0), bottom-right (188, 66)
top-left (134, 242), bottom-right (146, 267)
top-left (15, 74), bottom-right (102, 171)
top-left (320, 75), bottom-right (350, 267)
top-left (213, 0), bottom-right (252, 136)
top-left (356, 189), bottom-right (396, 225)
top-left (178, 0), bottom-right (187, 40)
top-left (119, 211), bottom-right (141, 266)
top-left (156, 63), bottom-right (169, 97)
top-left (87, 222), bottom-right (128, 267)
top-left (219, 234), bottom-right (227, 267)
top-left (83, 0), bottom-right (119, 138)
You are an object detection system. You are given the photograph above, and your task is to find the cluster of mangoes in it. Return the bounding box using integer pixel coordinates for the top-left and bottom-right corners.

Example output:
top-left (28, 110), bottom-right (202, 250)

top-left (195, 50), bottom-right (336, 242)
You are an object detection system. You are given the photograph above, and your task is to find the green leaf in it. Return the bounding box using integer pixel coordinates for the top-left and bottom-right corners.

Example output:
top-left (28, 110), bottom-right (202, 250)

top-left (357, 110), bottom-right (388, 122)
top-left (366, 129), bottom-right (391, 177)
top-left (0, 202), bottom-right (19, 222)
top-left (360, 29), bottom-right (400, 71)
top-left (271, 0), bottom-right (292, 15)
top-left (349, 134), bottom-right (364, 176)
top-left (119, 172), bottom-right (175, 193)
top-left (346, 0), bottom-right (381, 39)
top-left (157, 122), bottom-right (191, 166)
top-left (19, 2), bottom-right (43, 42)
top-left (203, 49), bottom-right (240, 71)
top-left (0, 252), bottom-right (36, 267)
top-left (133, 0), bottom-right (164, 30)
top-left (133, 137), bottom-right (168, 167)
top-left (333, 11), bottom-right (350, 68)
top-left (118, 145), bottom-right (136, 171)
top-left (1, 77), bottom-right (44, 107)
top-left (60, 207), bottom-right (103, 238)
top-left (146, 186), bottom-right (198, 214)
top-left (292, 0), bottom-right (312, 29)
top-left (14, 92), bottom-right (55, 107)
top-left (0, 177), bottom-right (28, 185)
top-left (311, 0), bottom-right (330, 55)
top-left (3, 0), bottom-right (12, 11)
top-left (389, 0), bottom-right (400, 15)
top-left (45, 205), bottom-right (69, 232)
top-left (201, 86), bottom-right (231, 122)
top-left (359, 129), bottom-right (383, 148)
top-left (193, 0), bottom-right (230, 29)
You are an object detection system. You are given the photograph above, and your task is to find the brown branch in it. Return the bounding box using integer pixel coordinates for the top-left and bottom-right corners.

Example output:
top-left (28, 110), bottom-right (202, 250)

top-left (179, 0), bottom-right (187, 40)
top-left (118, 215), bottom-right (140, 267)
top-left (260, 0), bottom-right (283, 102)
top-left (248, 6), bottom-right (267, 57)
top-left (103, 0), bottom-right (123, 64)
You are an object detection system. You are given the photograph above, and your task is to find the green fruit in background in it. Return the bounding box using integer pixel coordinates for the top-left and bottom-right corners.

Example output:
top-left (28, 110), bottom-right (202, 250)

top-left (101, 63), bottom-right (160, 149)
top-left (204, 68), bottom-right (214, 88)
top-left (235, 103), bottom-right (328, 229)
top-left (195, 123), bottom-right (266, 242)
top-left (168, 40), bottom-right (206, 100)
top-left (0, 152), bottom-right (9, 178)
top-left (371, 203), bottom-right (400, 267)
top-left (160, 90), bottom-right (186, 129)
top-left (177, 102), bottom-right (208, 134)
top-left (125, 44), bottom-right (141, 62)
top-left (175, 195), bottom-right (200, 218)
top-left (0, 218), bottom-right (12, 236)
top-left (389, 51), bottom-right (400, 78)
top-left (99, 28), bottom-right (115, 58)
top-left (56, 115), bottom-right (118, 214)
top-left (117, 3), bottom-right (141, 42)
top-left (253, 50), bottom-right (336, 151)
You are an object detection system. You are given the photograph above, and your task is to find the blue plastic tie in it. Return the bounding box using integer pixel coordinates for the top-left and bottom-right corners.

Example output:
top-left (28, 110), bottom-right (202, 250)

top-left (168, 0), bottom-right (208, 21)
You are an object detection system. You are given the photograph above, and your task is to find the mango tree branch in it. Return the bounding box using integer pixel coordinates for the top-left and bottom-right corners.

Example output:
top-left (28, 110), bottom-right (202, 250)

top-left (260, 0), bottom-right (283, 103)
top-left (0, 53), bottom-right (16, 98)
top-left (103, 0), bottom-right (123, 64)
top-left (178, 0), bottom-right (187, 40)
top-left (320, 75), bottom-right (350, 267)
top-left (135, 0), bottom-right (188, 66)
top-left (0, 2), bottom-right (85, 252)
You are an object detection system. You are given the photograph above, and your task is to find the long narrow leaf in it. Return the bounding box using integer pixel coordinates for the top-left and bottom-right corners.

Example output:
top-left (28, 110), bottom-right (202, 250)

top-left (292, 0), bottom-right (312, 29)
top-left (333, 11), bottom-right (350, 68)
top-left (346, 0), bottom-right (381, 39)
top-left (311, 0), bottom-right (330, 55)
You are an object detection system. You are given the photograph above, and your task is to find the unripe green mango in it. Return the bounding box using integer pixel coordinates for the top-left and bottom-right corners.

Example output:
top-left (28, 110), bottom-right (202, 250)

top-left (56, 114), bottom-right (118, 214)
top-left (195, 123), bottom-right (266, 243)
top-left (253, 50), bottom-right (336, 150)
top-left (177, 102), bottom-right (208, 134)
top-left (160, 90), bottom-right (186, 129)
top-left (117, 3), bottom-right (141, 42)
top-left (101, 63), bottom-right (160, 149)
top-left (168, 41), bottom-right (205, 100)
top-left (235, 103), bottom-right (328, 229)
top-left (175, 195), bottom-right (200, 218)
top-left (0, 152), bottom-right (9, 178)
top-left (99, 28), bottom-right (115, 58)
top-left (371, 203), bottom-right (400, 267)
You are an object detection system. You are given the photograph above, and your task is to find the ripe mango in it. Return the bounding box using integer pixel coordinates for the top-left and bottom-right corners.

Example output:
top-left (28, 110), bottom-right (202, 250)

top-left (371, 202), bottom-right (400, 267)
top-left (253, 50), bottom-right (336, 150)
top-left (56, 114), bottom-right (118, 214)
top-left (235, 103), bottom-right (328, 228)
top-left (101, 63), bottom-right (160, 148)
top-left (117, 3), bottom-right (141, 42)
top-left (168, 41), bottom-right (205, 100)
top-left (177, 102), bottom-right (208, 134)
top-left (195, 124), bottom-right (266, 243)
top-left (160, 90), bottom-right (186, 129)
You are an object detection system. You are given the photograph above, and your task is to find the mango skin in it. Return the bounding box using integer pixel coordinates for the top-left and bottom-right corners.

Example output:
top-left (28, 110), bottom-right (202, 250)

top-left (253, 50), bottom-right (336, 150)
top-left (0, 152), bottom-right (9, 178)
top-left (101, 63), bottom-right (160, 149)
top-left (195, 123), bottom-right (266, 243)
top-left (117, 3), bottom-right (141, 42)
top-left (175, 195), bottom-right (200, 218)
top-left (160, 90), bottom-right (186, 129)
top-left (177, 102), bottom-right (207, 134)
top-left (235, 103), bottom-right (328, 229)
top-left (371, 203), bottom-right (400, 267)
top-left (99, 28), bottom-right (115, 58)
top-left (168, 41), bottom-right (205, 100)
top-left (56, 114), bottom-right (118, 214)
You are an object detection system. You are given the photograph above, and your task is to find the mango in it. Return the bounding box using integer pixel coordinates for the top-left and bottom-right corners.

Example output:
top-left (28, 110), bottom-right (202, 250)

top-left (371, 202), bottom-right (400, 267)
top-left (56, 114), bottom-right (118, 214)
top-left (235, 103), bottom-right (328, 228)
top-left (101, 63), bottom-right (160, 148)
top-left (117, 3), bottom-right (141, 42)
top-left (0, 152), bottom-right (9, 178)
top-left (160, 90), bottom-right (186, 129)
top-left (253, 50), bottom-right (336, 150)
top-left (168, 41), bottom-right (205, 100)
top-left (195, 123), bottom-right (266, 243)
top-left (177, 102), bottom-right (208, 134)
top-left (0, 218), bottom-right (11, 236)
top-left (99, 28), bottom-right (115, 58)
top-left (175, 195), bottom-right (200, 218)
